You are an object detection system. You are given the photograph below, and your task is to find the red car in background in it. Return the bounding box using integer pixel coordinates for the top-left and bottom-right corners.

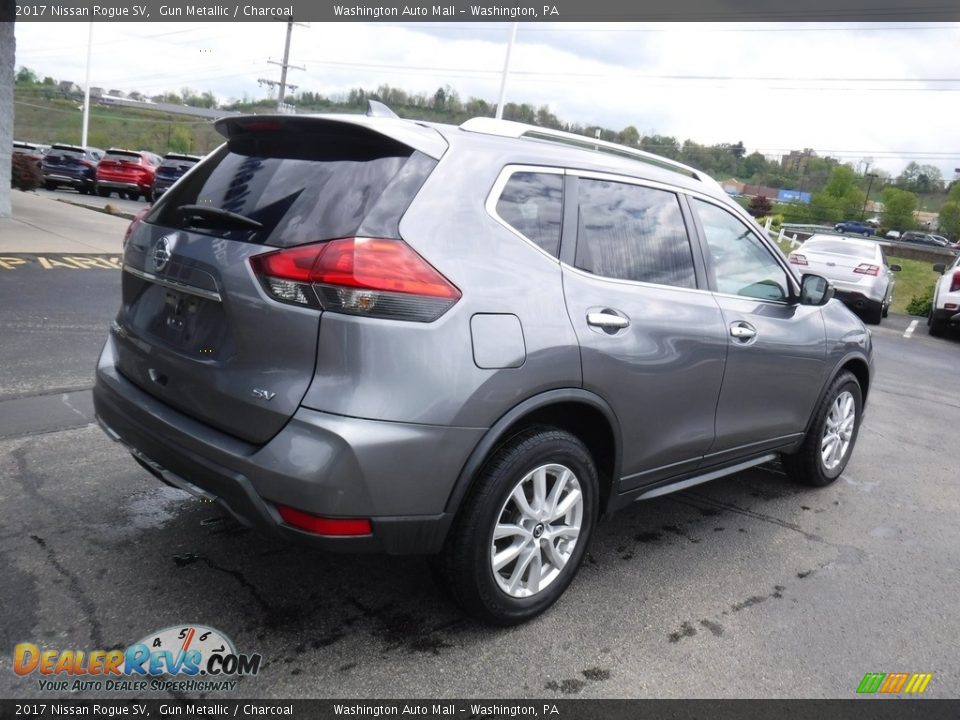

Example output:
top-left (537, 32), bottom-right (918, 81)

top-left (96, 149), bottom-right (162, 201)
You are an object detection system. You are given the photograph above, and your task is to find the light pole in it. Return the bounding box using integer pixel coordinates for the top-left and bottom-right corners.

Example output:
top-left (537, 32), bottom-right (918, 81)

top-left (861, 172), bottom-right (877, 221)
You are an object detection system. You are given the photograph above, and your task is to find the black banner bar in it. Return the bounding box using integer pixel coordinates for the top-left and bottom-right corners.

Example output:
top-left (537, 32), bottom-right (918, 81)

top-left (6, 0), bottom-right (960, 22)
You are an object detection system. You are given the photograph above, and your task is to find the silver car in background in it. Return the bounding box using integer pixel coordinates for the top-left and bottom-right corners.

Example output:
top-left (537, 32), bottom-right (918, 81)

top-left (788, 235), bottom-right (900, 324)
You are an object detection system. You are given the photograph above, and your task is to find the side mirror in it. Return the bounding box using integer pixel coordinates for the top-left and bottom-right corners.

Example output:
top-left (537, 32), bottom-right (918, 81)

top-left (799, 274), bottom-right (835, 306)
top-left (933, 263), bottom-right (946, 274)
top-left (889, 264), bottom-right (902, 272)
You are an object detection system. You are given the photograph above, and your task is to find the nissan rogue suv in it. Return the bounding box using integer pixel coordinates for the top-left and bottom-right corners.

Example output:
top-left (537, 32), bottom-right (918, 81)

top-left (94, 110), bottom-right (873, 624)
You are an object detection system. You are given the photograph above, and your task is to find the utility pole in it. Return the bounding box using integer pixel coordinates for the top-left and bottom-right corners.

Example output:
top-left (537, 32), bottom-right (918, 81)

top-left (81, 22), bottom-right (93, 147)
top-left (495, 23), bottom-right (518, 120)
top-left (266, 18), bottom-right (306, 113)
top-left (861, 172), bottom-right (878, 221)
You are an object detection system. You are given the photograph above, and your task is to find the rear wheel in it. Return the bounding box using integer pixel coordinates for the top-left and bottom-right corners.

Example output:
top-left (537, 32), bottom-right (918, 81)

top-left (928, 309), bottom-right (946, 337)
top-left (44, 181), bottom-right (57, 191)
top-left (97, 187), bottom-right (110, 197)
top-left (862, 301), bottom-right (883, 325)
top-left (783, 371), bottom-right (862, 487)
top-left (438, 427), bottom-right (598, 625)
top-left (127, 191), bottom-right (140, 201)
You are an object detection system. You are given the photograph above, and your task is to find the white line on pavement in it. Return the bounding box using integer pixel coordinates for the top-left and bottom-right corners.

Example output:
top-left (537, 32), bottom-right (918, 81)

top-left (903, 319), bottom-right (919, 339)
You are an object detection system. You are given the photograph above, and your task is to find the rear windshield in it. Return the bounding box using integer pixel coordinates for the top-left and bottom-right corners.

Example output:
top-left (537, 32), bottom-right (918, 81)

top-left (804, 240), bottom-right (875, 258)
top-left (49, 146), bottom-right (85, 159)
top-left (162, 154), bottom-right (199, 165)
top-left (104, 151), bottom-right (142, 163)
top-left (148, 127), bottom-right (437, 247)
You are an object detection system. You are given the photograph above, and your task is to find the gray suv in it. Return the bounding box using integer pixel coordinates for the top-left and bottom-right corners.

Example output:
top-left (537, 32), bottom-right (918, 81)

top-left (94, 111), bottom-right (873, 624)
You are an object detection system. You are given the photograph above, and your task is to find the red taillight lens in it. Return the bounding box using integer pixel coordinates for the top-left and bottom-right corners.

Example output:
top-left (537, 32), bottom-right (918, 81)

top-left (789, 254), bottom-right (807, 265)
top-left (949, 271), bottom-right (960, 293)
top-left (250, 238), bottom-right (461, 322)
top-left (854, 264), bottom-right (880, 276)
top-left (276, 505), bottom-right (372, 536)
top-left (123, 206), bottom-right (151, 248)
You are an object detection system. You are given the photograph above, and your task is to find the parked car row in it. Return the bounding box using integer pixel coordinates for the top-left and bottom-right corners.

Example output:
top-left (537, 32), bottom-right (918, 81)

top-left (13, 139), bottom-right (202, 202)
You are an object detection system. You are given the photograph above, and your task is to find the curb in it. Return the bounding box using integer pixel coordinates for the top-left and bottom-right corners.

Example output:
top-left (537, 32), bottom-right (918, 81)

top-left (54, 197), bottom-right (139, 221)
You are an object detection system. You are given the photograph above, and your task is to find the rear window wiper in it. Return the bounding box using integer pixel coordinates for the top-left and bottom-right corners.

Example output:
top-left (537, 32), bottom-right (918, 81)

top-left (177, 204), bottom-right (263, 230)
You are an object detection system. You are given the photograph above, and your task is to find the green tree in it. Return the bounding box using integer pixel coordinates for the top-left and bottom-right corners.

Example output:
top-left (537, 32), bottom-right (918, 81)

top-left (617, 126), bottom-right (640, 147)
top-left (880, 187), bottom-right (918, 231)
top-left (15, 66), bottom-right (39, 85)
top-left (938, 200), bottom-right (960, 240)
top-left (809, 166), bottom-right (866, 223)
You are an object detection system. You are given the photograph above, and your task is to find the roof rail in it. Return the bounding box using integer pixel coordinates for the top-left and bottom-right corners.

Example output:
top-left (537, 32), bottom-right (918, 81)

top-left (459, 117), bottom-right (722, 189)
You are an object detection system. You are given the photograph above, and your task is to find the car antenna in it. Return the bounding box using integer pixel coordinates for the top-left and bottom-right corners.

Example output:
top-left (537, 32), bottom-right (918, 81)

top-left (366, 100), bottom-right (399, 119)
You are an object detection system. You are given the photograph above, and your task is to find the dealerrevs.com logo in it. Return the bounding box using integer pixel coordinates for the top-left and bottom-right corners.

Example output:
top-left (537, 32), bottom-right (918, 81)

top-left (14, 625), bottom-right (262, 693)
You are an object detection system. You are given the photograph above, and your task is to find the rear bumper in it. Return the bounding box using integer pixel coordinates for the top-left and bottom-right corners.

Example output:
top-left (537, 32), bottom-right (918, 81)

top-left (833, 289), bottom-right (883, 313)
top-left (931, 307), bottom-right (960, 325)
top-left (93, 335), bottom-right (484, 554)
top-left (44, 172), bottom-right (93, 187)
top-left (97, 180), bottom-right (150, 192)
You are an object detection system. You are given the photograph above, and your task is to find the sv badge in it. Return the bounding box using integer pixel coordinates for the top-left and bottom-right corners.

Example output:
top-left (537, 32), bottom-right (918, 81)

top-left (252, 388), bottom-right (276, 401)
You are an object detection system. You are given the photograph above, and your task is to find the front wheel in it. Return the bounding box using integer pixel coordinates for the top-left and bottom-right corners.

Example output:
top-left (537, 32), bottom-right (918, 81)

top-left (783, 371), bottom-right (862, 487)
top-left (438, 427), bottom-right (598, 625)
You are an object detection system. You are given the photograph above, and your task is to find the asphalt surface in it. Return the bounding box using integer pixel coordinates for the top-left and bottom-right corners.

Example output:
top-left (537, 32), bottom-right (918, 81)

top-left (1, 262), bottom-right (959, 700)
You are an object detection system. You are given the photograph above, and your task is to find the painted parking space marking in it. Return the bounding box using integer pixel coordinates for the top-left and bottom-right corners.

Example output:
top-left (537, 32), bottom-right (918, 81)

top-left (903, 319), bottom-right (919, 339)
top-left (0, 255), bottom-right (121, 270)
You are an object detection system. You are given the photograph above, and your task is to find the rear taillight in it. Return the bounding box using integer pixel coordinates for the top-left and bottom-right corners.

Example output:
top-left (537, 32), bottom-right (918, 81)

top-left (123, 206), bottom-right (151, 248)
top-left (250, 237), bottom-right (461, 322)
top-left (789, 254), bottom-right (807, 265)
top-left (854, 264), bottom-right (880, 276)
top-left (276, 505), bottom-right (372, 536)
top-left (950, 271), bottom-right (960, 293)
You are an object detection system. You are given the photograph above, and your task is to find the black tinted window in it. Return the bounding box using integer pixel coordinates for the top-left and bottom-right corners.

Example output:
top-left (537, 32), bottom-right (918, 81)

top-left (148, 128), bottom-right (435, 247)
top-left (574, 179), bottom-right (696, 288)
top-left (495, 172), bottom-right (563, 257)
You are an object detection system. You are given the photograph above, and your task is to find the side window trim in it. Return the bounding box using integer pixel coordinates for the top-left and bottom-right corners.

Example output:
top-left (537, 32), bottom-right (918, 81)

top-left (687, 195), bottom-right (800, 302)
top-left (485, 164), bottom-right (565, 262)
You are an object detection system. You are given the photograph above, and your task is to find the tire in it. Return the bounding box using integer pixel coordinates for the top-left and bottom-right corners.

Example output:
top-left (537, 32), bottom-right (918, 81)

top-left (928, 309), bottom-right (946, 337)
top-left (127, 191), bottom-right (140, 201)
top-left (438, 427), bottom-right (598, 625)
top-left (44, 181), bottom-right (57, 191)
top-left (783, 371), bottom-right (862, 487)
top-left (97, 187), bottom-right (110, 198)
top-left (862, 301), bottom-right (883, 325)
top-left (882, 304), bottom-right (889, 318)
top-left (143, 189), bottom-right (154, 203)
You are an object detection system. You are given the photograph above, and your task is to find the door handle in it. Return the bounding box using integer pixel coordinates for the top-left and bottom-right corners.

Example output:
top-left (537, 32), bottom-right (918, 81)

top-left (729, 322), bottom-right (757, 341)
top-left (587, 311), bottom-right (630, 329)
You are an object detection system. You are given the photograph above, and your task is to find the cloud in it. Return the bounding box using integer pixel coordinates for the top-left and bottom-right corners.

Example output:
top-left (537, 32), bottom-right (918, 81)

top-left (13, 21), bottom-right (960, 178)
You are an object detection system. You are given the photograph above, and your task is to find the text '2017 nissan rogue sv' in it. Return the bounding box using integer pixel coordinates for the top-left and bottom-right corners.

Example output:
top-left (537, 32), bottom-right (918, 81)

top-left (94, 109), bottom-right (873, 625)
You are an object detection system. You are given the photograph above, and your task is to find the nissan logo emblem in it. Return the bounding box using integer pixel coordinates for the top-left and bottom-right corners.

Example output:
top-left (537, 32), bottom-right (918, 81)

top-left (153, 234), bottom-right (177, 272)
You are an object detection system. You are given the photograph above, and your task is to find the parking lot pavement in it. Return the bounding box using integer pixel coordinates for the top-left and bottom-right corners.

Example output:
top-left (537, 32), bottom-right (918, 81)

top-left (1, 251), bottom-right (958, 699)
top-left (0, 191), bottom-right (128, 254)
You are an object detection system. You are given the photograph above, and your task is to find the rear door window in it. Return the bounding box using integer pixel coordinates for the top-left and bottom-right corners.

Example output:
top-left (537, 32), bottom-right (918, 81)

top-left (495, 171), bottom-right (563, 257)
top-left (573, 178), bottom-right (697, 289)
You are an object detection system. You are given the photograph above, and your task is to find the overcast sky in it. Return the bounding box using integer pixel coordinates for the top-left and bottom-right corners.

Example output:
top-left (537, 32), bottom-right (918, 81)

top-left (12, 21), bottom-right (960, 180)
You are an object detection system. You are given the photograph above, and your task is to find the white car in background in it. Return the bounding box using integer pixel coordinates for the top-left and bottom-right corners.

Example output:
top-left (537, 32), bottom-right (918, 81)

top-left (788, 235), bottom-right (900, 324)
top-left (929, 254), bottom-right (960, 337)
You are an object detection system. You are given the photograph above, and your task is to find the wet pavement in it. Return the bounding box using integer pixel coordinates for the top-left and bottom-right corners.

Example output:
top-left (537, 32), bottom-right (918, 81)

top-left (1, 263), bottom-right (959, 699)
